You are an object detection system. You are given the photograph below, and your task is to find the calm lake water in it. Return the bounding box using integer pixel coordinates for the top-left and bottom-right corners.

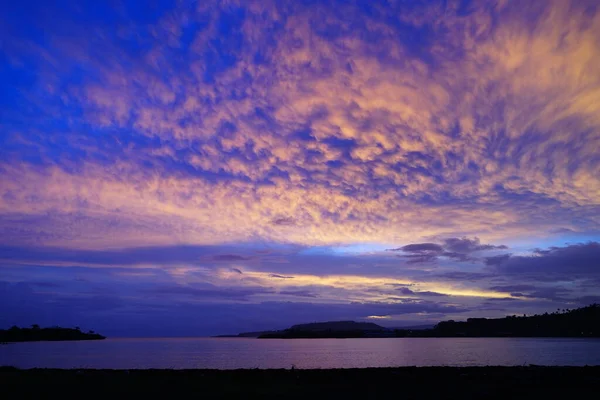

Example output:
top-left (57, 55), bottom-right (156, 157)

top-left (2, 338), bottom-right (600, 369)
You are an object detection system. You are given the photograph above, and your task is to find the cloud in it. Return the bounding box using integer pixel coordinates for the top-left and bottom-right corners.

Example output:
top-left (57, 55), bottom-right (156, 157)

top-left (212, 254), bottom-right (253, 262)
top-left (417, 291), bottom-right (449, 297)
top-left (485, 254), bottom-right (513, 266)
top-left (487, 242), bottom-right (600, 278)
top-left (402, 253), bottom-right (440, 265)
top-left (0, 244), bottom-right (272, 268)
top-left (395, 243), bottom-right (444, 253)
top-left (489, 284), bottom-right (573, 301)
top-left (520, 287), bottom-right (572, 301)
top-left (148, 284), bottom-right (276, 301)
top-left (268, 274), bottom-right (294, 279)
top-left (271, 217), bottom-right (297, 226)
top-left (432, 271), bottom-right (498, 281)
top-left (575, 295), bottom-right (600, 305)
top-left (485, 298), bottom-right (519, 302)
top-left (477, 243), bottom-right (600, 301)
top-left (396, 287), bottom-right (448, 297)
top-left (443, 238), bottom-right (507, 253)
top-left (392, 237), bottom-right (507, 264)
top-left (489, 285), bottom-right (537, 293)
top-left (279, 290), bottom-right (317, 298)
top-left (29, 281), bottom-right (63, 288)
top-left (397, 287), bottom-right (415, 295)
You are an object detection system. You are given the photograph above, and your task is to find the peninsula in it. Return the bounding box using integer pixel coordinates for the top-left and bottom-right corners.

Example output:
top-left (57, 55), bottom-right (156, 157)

top-left (0, 325), bottom-right (105, 343)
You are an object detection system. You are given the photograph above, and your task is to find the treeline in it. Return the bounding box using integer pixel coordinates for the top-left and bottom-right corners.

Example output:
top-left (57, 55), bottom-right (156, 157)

top-left (394, 304), bottom-right (600, 338)
top-left (0, 325), bottom-right (105, 342)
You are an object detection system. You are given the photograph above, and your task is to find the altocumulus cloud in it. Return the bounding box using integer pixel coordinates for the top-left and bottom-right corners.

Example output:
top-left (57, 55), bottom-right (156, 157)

top-left (1, 0), bottom-right (599, 249)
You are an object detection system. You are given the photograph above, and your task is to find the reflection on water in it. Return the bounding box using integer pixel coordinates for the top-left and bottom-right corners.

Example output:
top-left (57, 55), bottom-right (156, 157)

top-left (1, 337), bottom-right (600, 369)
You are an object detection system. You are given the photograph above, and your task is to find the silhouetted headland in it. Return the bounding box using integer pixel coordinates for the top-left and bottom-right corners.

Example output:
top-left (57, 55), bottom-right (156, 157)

top-left (258, 321), bottom-right (389, 338)
top-left (216, 321), bottom-right (389, 338)
top-left (221, 304), bottom-right (600, 338)
top-left (0, 325), bottom-right (105, 343)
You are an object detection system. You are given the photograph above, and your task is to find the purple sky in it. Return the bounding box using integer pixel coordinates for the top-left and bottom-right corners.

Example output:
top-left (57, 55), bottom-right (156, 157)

top-left (1, 0), bottom-right (600, 337)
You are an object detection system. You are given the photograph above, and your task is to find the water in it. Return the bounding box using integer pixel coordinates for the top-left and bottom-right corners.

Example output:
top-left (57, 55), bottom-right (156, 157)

top-left (1, 337), bottom-right (600, 369)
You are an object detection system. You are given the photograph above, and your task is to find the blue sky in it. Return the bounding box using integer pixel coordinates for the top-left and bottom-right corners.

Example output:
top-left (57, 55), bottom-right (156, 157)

top-left (1, 0), bottom-right (599, 336)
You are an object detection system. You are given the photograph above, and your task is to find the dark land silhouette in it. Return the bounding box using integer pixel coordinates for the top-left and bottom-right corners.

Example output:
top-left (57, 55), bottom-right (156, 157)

top-left (2, 366), bottom-right (599, 399)
top-left (239, 304), bottom-right (600, 338)
top-left (0, 325), bottom-right (105, 343)
top-left (258, 321), bottom-right (390, 338)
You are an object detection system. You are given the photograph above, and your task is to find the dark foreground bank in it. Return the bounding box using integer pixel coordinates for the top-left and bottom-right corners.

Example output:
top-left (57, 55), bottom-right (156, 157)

top-left (1, 366), bottom-right (599, 399)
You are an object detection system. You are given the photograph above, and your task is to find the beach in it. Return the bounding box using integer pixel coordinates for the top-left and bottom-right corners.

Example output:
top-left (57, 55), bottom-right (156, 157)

top-left (2, 366), bottom-right (599, 398)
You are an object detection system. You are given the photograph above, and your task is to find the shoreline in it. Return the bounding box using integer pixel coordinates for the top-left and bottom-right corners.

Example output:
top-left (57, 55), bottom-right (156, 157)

top-left (2, 366), bottom-right (599, 398)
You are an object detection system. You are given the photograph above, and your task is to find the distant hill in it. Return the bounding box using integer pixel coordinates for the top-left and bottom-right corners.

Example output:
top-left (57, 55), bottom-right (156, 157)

top-left (258, 320), bottom-right (389, 338)
top-left (0, 325), bottom-right (105, 343)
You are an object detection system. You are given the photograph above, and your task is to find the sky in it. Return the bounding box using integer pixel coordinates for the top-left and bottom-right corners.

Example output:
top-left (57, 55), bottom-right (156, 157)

top-left (1, 0), bottom-right (599, 337)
